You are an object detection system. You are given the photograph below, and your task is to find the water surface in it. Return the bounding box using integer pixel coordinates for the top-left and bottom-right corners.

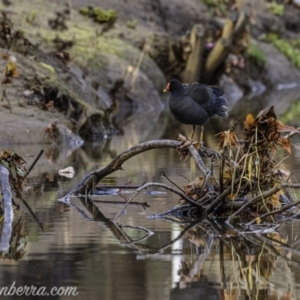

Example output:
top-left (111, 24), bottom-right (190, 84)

top-left (1, 94), bottom-right (300, 300)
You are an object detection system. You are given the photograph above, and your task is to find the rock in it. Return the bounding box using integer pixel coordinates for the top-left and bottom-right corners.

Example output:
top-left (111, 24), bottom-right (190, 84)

top-left (257, 41), bottom-right (300, 89)
top-left (219, 75), bottom-right (244, 108)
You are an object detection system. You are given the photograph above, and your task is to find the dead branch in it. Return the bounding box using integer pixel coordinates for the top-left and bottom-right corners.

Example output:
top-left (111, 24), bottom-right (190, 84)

top-left (60, 139), bottom-right (210, 204)
top-left (74, 140), bottom-right (181, 196)
top-left (204, 178), bottom-right (240, 215)
top-left (227, 183), bottom-right (300, 222)
top-left (187, 143), bottom-right (210, 176)
top-left (246, 199), bottom-right (300, 226)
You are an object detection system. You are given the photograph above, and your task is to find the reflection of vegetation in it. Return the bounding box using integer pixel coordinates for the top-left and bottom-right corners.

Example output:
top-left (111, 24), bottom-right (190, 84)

top-left (174, 222), bottom-right (293, 298)
top-left (246, 42), bottom-right (266, 66)
top-left (267, 34), bottom-right (300, 69)
top-left (266, 2), bottom-right (285, 16)
top-left (79, 6), bottom-right (117, 24)
top-left (0, 217), bottom-right (28, 261)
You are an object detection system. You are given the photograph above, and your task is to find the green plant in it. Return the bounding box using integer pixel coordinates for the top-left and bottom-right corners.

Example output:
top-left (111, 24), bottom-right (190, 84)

top-left (246, 42), bottom-right (266, 66)
top-left (25, 11), bottom-right (37, 24)
top-left (266, 2), bottom-right (285, 16)
top-left (267, 34), bottom-right (300, 69)
top-left (79, 7), bottom-right (117, 24)
top-left (203, 0), bottom-right (226, 12)
top-left (126, 20), bottom-right (138, 29)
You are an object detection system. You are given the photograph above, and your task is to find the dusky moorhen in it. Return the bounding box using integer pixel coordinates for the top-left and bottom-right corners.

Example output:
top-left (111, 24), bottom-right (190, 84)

top-left (164, 79), bottom-right (228, 143)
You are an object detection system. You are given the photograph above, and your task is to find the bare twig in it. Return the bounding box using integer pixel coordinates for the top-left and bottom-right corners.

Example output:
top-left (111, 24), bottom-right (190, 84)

top-left (162, 171), bottom-right (184, 192)
top-left (284, 127), bottom-right (300, 139)
top-left (246, 200), bottom-right (300, 226)
top-left (227, 183), bottom-right (300, 222)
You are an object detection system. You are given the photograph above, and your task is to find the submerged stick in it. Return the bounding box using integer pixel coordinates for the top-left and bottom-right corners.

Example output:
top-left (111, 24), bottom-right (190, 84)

top-left (114, 182), bottom-right (204, 223)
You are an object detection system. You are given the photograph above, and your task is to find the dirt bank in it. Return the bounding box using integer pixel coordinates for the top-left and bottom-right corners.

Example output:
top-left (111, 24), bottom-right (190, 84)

top-left (0, 0), bottom-right (300, 145)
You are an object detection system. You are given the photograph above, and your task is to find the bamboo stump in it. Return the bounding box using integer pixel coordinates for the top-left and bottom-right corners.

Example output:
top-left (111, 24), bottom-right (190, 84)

top-left (182, 24), bottom-right (205, 83)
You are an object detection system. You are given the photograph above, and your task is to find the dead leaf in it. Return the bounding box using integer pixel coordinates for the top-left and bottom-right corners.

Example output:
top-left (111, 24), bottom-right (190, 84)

top-left (218, 130), bottom-right (238, 148)
top-left (269, 189), bottom-right (282, 210)
top-left (256, 106), bottom-right (276, 120)
top-left (183, 176), bottom-right (204, 198)
top-left (244, 113), bottom-right (255, 130)
top-left (1, 54), bottom-right (19, 84)
top-left (276, 120), bottom-right (300, 134)
top-left (278, 137), bottom-right (291, 154)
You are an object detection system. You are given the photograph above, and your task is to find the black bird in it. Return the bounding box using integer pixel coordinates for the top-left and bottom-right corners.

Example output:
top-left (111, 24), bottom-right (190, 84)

top-left (164, 79), bottom-right (228, 143)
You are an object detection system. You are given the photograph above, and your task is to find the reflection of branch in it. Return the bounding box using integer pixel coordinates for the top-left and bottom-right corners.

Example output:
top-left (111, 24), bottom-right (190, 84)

top-left (61, 140), bottom-right (182, 201)
top-left (70, 202), bottom-right (93, 221)
top-left (258, 234), bottom-right (300, 257)
top-left (25, 149), bottom-right (44, 178)
top-left (92, 199), bottom-right (149, 209)
top-left (188, 234), bottom-right (214, 279)
top-left (114, 182), bottom-right (204, 223)
top-left (137, 182), bottom-right (204, 208)
top-left (152, 222), bottom-right (203, 253)
top-left (16, 192), bottom-right (44, 230)
top-left (73, 196), bottom-right (155, 251)
top-left (121, 225), bottom-right (153, 244)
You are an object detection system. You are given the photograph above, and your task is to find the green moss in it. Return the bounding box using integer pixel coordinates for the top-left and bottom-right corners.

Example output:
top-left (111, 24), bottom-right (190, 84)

top-left (25, 10), bottom-right (37, 24)
top-left (246, 42), bottom-right (266, 66)
top-left (291, 38), bottom-right (300, 50)
top-left (267, 34), bottom-right (300, 69)
top-left (126, 20), bottom-right (138, 29)
top-left (79, 6), bottom-right (117, 24)
top-left (266, 2), bottom-right (285, 16)
top-left (203, 0), bottom-right (226, 12)
top-left (281, 98), bottom-right (300, 124)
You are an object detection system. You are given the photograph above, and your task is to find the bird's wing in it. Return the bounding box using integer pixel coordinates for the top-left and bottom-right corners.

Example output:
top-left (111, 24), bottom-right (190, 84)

top-left (186, 83), bottom-right (211, 106)
top-left (209, 86), bottom-right (224, 97)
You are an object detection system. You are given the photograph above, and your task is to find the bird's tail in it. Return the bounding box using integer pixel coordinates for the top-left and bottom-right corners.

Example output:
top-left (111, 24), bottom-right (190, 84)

top-left (214, 95), bottom-right (228, 119)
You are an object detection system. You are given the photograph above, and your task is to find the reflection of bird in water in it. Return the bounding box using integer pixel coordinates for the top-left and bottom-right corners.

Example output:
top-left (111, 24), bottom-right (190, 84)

top-left (108, 78), bottom-right (135, 135)
top-left (164, 79), bottom-right (228, 145)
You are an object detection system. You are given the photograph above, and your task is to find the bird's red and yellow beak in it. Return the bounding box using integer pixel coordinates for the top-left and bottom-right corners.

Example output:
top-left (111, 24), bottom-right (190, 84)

top-left (163, 82), bottom-right (170, 92)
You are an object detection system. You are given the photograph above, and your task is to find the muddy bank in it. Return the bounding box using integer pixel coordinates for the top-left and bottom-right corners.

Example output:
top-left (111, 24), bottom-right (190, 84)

top-left (0, 0), bottom-right (300, 146)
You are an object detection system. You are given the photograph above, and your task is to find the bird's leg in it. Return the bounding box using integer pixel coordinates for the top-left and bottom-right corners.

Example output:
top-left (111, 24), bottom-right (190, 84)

top-left (190, 125), bottom-right (196, 140)
top-left (199, 126), bottom-right (204, 148)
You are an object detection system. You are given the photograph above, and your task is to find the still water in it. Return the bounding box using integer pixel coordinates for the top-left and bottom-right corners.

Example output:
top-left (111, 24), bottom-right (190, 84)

top-left (2, 97), bottom-right (300, 300)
